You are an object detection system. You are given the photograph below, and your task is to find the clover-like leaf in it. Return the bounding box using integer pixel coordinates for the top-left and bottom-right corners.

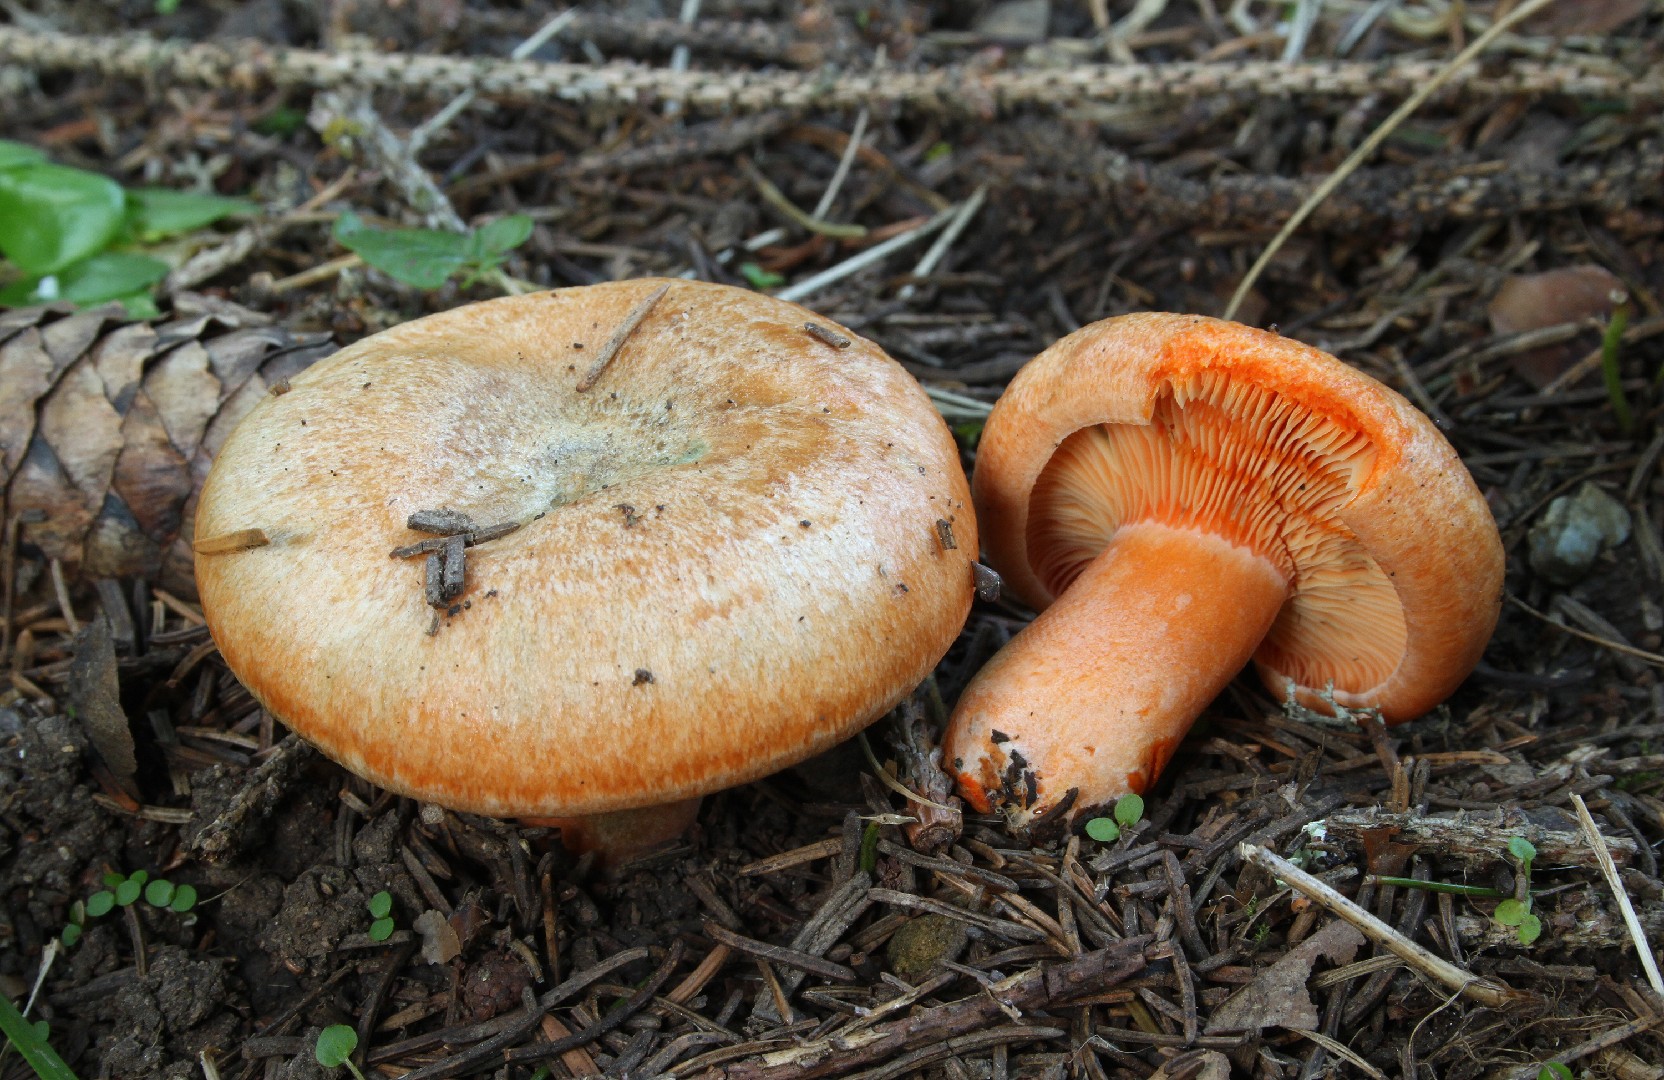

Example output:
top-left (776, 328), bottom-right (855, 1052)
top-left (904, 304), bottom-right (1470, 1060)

top-left (334, 212), bottom-right (467, 289)
top-left (315, 1024), bottom-right (359, 1067)
top-left (1084, 817), bottom-right (1120, 843)
top-left (0, 163), bottom-right (126, 273)
top-left (126, 188), bottom-right (255, 241)
top-left (0, 139), bottom-right (47, 170)
top-left (1493, 898), bottom-right (1528, 927)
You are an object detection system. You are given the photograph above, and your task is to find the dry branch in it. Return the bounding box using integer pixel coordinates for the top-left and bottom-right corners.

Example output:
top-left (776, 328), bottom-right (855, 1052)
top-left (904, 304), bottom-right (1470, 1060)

top-left (683, 937), bottom-right (1148, 1080)
top-left (1318, 805), bottom-right (1639, 870)
top-left (0, 29), bottom-right (1653, 117)
top-left (995, 128), bottom-right (1664, 231)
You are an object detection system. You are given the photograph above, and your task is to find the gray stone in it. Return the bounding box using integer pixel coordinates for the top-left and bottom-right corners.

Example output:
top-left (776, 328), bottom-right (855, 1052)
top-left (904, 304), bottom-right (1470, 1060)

top-left (1528, 482), bottom-right (1631, 585)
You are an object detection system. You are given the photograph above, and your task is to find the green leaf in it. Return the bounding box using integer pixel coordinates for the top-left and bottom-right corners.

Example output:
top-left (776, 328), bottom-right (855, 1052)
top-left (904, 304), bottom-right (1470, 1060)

top-left (155, 0), bottom-right (181, 13)
top-left (145, 879), bottom-right (175, 908)
top-left (0, 163), bottom-right (125, 273)
top-left (1113, 794), bottom-right (1145, 829)
top-left (474, 214), bottom-right (533, 256)
top-left (102, 872), bottom-right (126, 888)
top-left (1517, 913), bottom-right (1542, 946)
top-left (1507, 837), bottom-right (1537, 865)
top-left (315, 1024), bottom-right (359, 1067)
top-left (858, 820), bottom-right (880, 875)
top-left (117, 292), bottom-right (163, 320)
top-left (0, 140), bottom-right (47, 170)
top-left (69, 900), bottom-right (86, 927)
top-left (60, 922), bottom-right (82, 947)
top-left (85, 891), bottom-right (115, 918)
top-left (129, 870), bottom-right (150, 886)
top-left (739, 262), bottom-right (784, 290)
top-left (114, 878), bottom-right (142, 907)
top-left (334, 216), bottom-right (467, 289)
top-left (369, 918), bottom-right (395, 942)
top-left (253, 107), bottom-right (307, 137)
top-left (0, 991), bottom-right (81, 1080)
top-left (126, 188), bottom-right (254, 241)
top-left (1539, 1062), bottom-right (1573, 1080)
top-left (170, 884), bottom-right (198, 913)
top-left (1493, 899), bottom-right (1527, 927)
top-left (0, 248), bottom-right (166, 310)
top-left (952, 421), bottom-right (984, 447)
top-left (1084, 817), bottom-right (1120, 843)
top-left (368, 891), bottom-right (393, 919)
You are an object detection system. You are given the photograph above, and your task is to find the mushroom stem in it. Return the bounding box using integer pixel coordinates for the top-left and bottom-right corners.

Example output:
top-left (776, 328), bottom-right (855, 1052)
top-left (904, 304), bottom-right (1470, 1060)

top-left (946, 520), bottom-right (1289, 825)
top-left (524, 797), bottom-right (703, 866)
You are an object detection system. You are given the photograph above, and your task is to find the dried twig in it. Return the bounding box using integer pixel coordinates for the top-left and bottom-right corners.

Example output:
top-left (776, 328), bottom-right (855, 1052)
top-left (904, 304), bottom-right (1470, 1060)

top-left (1225, 0), bottom-right (1559, 320)
top-left (575, 283), bottom-right (670, 392)
top-left (683, 939), bottom-right (1147, 1080)
top-left (1238, 843), bottom-right (1524, 1010)
top-left (1, 30), bottom-right (1649, 116)
top-left (1572, 794), bottom-right (1664, 997)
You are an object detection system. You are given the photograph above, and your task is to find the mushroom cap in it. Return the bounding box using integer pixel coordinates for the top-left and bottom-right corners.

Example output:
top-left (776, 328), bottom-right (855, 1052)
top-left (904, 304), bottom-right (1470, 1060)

top-left (194, 280), bottom-right (976, 817)
top-left (971, 312), bottom-right (1502, 721)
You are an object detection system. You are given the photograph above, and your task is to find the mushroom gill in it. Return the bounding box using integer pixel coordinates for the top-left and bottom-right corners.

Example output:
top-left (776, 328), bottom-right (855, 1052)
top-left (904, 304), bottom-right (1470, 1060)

top-left (1024, 369), bottom-right (1408, 697)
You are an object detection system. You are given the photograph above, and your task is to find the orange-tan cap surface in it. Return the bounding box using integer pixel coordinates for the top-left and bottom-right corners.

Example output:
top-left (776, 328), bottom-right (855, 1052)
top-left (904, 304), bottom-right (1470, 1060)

top-left (194, 280), bottom-right (976, 818)
top-left (946, 313), bottom-right (1502, 821)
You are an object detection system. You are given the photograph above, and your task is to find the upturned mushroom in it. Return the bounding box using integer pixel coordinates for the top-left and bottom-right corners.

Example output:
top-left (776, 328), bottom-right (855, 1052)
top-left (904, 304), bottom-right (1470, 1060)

top-left (193, 280), bottom-right (976, 858)
top-left (944, 313), bottom-right (1502, 825)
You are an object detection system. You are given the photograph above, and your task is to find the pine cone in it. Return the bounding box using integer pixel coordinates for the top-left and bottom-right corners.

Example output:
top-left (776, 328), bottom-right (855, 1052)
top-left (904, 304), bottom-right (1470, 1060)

top-left (1, 295), bottom-right (336, 598)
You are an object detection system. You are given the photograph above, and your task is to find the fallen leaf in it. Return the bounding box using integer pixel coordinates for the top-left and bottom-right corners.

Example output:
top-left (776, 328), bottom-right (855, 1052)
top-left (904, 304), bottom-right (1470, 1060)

top-left (1204, 919), bottom-right (1366, 1033)
top-left (1487, 265), bottom-right (1623, 388)
top-left (1146, 1049), bottom-right (1232, 1080)
top-left (68, 615), bottom-right (139, 798)
top-left (413, 908), bottom-right (461, 965)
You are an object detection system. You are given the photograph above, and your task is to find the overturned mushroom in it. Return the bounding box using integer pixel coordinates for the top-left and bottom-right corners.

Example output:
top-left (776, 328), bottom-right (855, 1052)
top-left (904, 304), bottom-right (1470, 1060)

top-left (194, 280), bottom-right (977, 859)
top-left (944, 313), bottom-right (1502, 826)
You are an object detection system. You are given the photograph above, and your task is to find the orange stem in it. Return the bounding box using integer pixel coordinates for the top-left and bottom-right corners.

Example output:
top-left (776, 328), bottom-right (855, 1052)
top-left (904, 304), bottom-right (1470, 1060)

top-left (946, 521), bottom-right (1289, 825)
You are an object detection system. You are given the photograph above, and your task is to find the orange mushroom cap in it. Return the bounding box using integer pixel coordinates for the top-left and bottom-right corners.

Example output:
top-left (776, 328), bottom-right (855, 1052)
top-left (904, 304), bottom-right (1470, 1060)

top-left (194, 280), bottom-right (976, 826)
top-left (945, 313), bottom-right (1502, 825)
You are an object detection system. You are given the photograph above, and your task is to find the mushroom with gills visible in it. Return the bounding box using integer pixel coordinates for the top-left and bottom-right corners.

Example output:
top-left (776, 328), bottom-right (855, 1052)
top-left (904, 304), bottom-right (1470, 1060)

top-left (192, 280), bottom-right (978, 861)
top-left (944, 313), bottom-right (1503, 826)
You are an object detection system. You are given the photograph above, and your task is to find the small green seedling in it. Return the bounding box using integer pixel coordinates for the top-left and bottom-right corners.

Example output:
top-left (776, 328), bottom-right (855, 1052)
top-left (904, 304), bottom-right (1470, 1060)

top-left (1600, 295), bottom-right (1632, 436)
top-left (858, 821), bottom-right (881, 875)
top-left (738, 262), bottom-right (785, 290)
top-left (63, 870), bottom-right (197, 947)
top-left (1537, 1063), bottom-right (1573, 1080)
top-left (1494, 837), bottom-right (1542, 946)
top-left (333, 211), bottom-right (533, 290)
top-left (367, 891), bottom-right (395, 943)
top-left (1084, 794), bottom-right (1145, 843)
top-left (0, 990), bottom-right (80, 1080)
top-left (314, 1025), bottom-right (367, 1080)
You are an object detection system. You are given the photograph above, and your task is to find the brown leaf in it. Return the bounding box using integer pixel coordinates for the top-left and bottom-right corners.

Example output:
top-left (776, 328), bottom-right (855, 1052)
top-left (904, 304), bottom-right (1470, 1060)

top-left (1487, 265), bottom-right (1623, 388)
top-left (146, 340), bottom-right (223, 462)
top-left (1146, 1050), bottom-right (1232, 1080)
top-left (0, 326), bottom-right (54, 480)
top-left (38, 360), bottom-right (125, 506)
top-left (1204, 919), bottom-right (1366, 1033)
top-left (68, 614), bottom-right (139, 799)
top-left (414, 908), bottom-right (462, 965)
